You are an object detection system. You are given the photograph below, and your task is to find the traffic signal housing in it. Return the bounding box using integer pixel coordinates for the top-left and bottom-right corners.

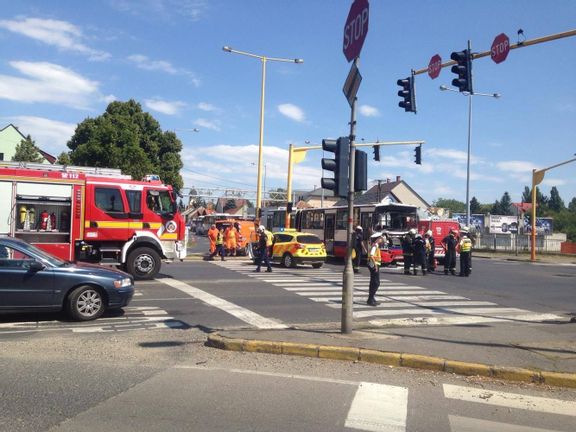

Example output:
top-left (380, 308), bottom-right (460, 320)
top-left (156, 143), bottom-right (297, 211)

top-left (354, 150), bottom-right (368, 192)
top-left (397, 76), bottom-right (416, 113)
top-left (321, 137), bottom-right (349, 198)
top-left (373, 145), bottom-right (380, 161)
top-left (414, 144), bottom-right (422, 165)
top-left (450, 49), bottom-right (473, 93)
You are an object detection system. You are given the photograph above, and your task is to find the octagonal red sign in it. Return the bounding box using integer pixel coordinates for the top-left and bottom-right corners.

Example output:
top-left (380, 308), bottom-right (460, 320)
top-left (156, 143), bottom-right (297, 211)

top-left (491, 33), bottom-right (510, 64)
top-left (343, 0), bottom-right (370, 62)
top-left (428, 54), bottom-right (442, 79)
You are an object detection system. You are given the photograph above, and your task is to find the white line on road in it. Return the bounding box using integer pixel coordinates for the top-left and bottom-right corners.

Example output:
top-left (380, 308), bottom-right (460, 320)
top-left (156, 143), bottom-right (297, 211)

top-left (448, 415), bottom-right (563, 432)
top-left (355, 307), bottom-right (529, 319)
top-left (443, 384), bottom-right (576, 417)
top-left (157, 278), bottom-right (287, 329)
top-left (345, 382), bottom-right (408, 432)
top-left (368, 313), bottom-right (563, 327)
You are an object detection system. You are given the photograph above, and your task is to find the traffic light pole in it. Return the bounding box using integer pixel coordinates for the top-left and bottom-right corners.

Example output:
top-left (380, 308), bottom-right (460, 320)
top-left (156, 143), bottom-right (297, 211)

top-left (342, 59), bottom-right (358, 335)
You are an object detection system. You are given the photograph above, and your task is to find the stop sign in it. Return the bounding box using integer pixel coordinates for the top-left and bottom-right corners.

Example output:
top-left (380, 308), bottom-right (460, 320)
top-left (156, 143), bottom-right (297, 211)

top-left (491, 33), bottom-right (510, 64)
top-left (428, 54), bottom-right (442, 79)
top-left (343, 0), bottom-right (369, 62)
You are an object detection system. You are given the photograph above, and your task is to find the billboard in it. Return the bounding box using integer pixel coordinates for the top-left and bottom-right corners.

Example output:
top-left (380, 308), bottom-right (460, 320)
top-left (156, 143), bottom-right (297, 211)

top-left (452, 213), bottom-right (485, 233)
top-left (488, 215), bottom-right (519, 234)
top-left (523, 216), bottom-right (553, 234)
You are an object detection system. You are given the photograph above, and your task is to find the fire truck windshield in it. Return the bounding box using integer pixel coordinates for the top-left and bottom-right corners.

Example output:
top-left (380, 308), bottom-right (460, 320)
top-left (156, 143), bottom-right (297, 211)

top-left (146, 190), bottom-right (174, 215)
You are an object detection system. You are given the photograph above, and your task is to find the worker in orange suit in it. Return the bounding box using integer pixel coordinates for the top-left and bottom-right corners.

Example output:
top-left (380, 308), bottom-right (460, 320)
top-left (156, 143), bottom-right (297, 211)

top-left (224, 225), bottom-right (237, 256)
top-left (207, 224), bottom-right (218, 259)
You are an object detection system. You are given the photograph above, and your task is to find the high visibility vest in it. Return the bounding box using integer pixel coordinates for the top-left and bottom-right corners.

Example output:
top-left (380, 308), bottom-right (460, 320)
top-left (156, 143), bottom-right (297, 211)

top-left (216, 232), bottom-right (223, 245)
top-left (460, 238), bottom-right (472, 252)
top-left (370, 245), bottom-right (382, 265)
top-left (265, 231), bottom-right (273, 247)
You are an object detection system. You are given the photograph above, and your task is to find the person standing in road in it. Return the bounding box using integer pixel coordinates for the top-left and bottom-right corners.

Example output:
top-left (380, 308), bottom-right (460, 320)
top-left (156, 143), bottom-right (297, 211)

top-left (367, 232), bottom-right (384, 306)
top-left (214, 227), bottom-right (225, 261)
top-left (207, 224), bottom-right (218, 260)
top-left (424, 230), bottom-right (436, 273)
top-left (402, 229), bottom-right (416, 275)
top-left (254, 225), bottom-right (272, 273)
top-left (459, 229), bottom-right (473, 277)
top-left (353, 226), bottom-right (366, 274)
top-left (442, 229), bottom-right (458, 275)
top-left (225, 225), bottom-right (237, 257)
top-left (412, 233), bottom-right (427, 275)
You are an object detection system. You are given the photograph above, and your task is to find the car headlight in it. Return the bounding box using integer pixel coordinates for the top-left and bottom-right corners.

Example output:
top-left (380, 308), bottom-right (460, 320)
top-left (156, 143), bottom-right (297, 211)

top-left (114, 278), bottom-right (133, 289)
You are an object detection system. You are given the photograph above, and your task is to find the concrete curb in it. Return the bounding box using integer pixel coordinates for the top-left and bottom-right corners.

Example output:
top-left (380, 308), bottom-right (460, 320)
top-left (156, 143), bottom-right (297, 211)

top-left (206, 333), bottom-right (576, 389)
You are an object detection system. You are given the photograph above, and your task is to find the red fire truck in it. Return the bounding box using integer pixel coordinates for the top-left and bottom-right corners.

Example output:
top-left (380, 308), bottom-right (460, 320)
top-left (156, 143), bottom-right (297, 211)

top-left (0, 162), bottom-right (187, 279)
top-left (418, 219), bottom-right (461, 264)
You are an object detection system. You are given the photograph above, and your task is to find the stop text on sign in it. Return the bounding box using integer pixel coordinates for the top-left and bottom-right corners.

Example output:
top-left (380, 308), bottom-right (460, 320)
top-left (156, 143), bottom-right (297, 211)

top-left (491, 33), bottom-right (510, 64)
top-left (428, 54), bottom-right (442, 79)
top-left (343, 8), bottom-right (368, 52)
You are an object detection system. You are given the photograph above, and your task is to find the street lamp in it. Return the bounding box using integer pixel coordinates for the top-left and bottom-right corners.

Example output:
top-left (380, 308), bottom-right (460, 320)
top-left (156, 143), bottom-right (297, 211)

top-left (223, 45), bottom-right (303, 221)
top-left (439, 85), bottom-right (500, 228)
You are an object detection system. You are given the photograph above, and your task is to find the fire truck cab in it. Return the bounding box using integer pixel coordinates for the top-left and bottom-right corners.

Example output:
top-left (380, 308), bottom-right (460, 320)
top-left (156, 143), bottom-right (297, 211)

top-left (0, 162), bottom-right (187, 279)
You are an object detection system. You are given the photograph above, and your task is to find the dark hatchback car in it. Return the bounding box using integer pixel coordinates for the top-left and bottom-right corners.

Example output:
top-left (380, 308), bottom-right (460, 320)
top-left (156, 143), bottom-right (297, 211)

top-left (0, 237), bottom-right (134, 321)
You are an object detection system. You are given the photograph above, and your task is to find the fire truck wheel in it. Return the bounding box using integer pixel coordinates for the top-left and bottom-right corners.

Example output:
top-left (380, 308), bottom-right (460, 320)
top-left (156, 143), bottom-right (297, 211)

top-left (282, 253), bottom-right (296, 268)
top-left (67, 286), bottom-right (105, 321)
top-left (127, 247), bottom-right (161, 280)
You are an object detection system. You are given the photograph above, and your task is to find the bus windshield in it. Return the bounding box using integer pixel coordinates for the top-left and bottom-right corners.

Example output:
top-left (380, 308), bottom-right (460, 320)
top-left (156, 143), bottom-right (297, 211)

top-left (372, 206), bottom-right (417, 232)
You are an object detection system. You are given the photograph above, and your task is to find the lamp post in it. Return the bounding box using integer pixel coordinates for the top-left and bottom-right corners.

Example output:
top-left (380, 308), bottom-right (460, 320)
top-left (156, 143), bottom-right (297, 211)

top-left (439, 85), bottom-right (500, 228)
top-left (223, 46), bottom-right (303, 221)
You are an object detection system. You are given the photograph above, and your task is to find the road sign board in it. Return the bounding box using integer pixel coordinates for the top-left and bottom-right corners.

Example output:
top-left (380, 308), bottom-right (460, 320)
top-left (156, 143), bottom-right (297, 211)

top-left (491, 33), bottom-right (510, 64)
top-left (343, 0), bottom-right (369, 62)
top-left (343, 62), bottom-right (362, 108)
top-left (428, 54), bottom-right (442, 79)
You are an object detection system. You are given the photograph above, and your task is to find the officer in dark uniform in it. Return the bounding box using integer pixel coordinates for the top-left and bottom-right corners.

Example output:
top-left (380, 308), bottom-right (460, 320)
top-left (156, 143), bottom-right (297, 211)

top-left (424, 230), bottom-right (436, 272)
top-left (402, 229), bottom-right (416, 275)
top-left (412, 233), bottom-right (427, 275)
top-left (442, 229), bottom-right (458, 275)
top-left (353, 226), bottom-right (365, 274)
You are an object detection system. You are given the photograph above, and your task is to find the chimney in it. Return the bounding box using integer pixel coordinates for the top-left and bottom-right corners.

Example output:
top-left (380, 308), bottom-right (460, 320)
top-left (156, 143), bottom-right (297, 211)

top-left (386, 178), bottom-right (391, 183)
top-left (396, 176), bottom-right (401, 182)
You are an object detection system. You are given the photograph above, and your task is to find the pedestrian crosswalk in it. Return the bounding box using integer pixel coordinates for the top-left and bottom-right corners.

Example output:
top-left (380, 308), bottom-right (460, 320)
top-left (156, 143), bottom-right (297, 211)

top-left (213, 261), bottom-right (563, 327)
top-left (0, 305), bottom-right (188, 335)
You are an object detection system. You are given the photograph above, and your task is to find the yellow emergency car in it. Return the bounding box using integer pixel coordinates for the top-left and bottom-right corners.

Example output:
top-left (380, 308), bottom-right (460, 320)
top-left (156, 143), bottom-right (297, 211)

top-left (271, 229), bottom-right (326, 268)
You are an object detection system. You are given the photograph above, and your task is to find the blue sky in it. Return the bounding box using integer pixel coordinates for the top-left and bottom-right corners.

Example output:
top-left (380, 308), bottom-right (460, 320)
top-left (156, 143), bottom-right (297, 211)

top-left (1, 0), bottom-right (575, 206)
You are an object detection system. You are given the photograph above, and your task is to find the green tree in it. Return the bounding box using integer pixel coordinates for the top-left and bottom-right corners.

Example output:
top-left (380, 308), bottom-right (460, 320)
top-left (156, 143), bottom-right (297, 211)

top-left (223, 199), bottom-right (237, 212)
top-left (569, 197), bottom-right (576, 213)
top-left (469, 196), bottom-right (481, 214)
top-left (521, 186), bottom-right (531, 203)
top-left (56, 151), bottom-right (72, 165)
top-left (499, 192), bottom-right (513, 215)
top-left (67, 99), bottom-right (183, 193)
top-left (548, 186), bottom-right (565, 212)
top-left (432, 198), bottom-right (466, 214)
top-left (490, 199), bottom-right (502, 215)
top-left (12, 135), bottom-right (44, 163)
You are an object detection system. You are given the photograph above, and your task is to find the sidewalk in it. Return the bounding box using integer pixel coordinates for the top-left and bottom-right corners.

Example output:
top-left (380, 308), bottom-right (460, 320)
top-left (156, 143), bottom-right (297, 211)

top-left (474, 250), bottom-right (576, 265)
top-left (208, 317), bottom-right (576, 388)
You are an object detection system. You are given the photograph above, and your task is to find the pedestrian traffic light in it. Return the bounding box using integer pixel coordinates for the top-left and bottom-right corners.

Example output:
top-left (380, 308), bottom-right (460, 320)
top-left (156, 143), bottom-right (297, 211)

top-left (414, 144), bottom-right (422, 165)
top-left (354, 150), bottom-right (367, 192)
top-left (321, 137), bottom-right (349, 198)
top-left (450, 49), bottom-right (473, 93)
top-left (373, 145), bottom-right (380, 161)
top-left (397, 76), bottom-right (416, 113)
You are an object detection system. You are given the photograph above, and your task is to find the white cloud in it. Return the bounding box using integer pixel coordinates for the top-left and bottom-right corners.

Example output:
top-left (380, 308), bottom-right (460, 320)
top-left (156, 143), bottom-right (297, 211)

top-left (128, 54), bottom-right (200, 86)
top-left (0, 61), bottom-right (100, 109)
top-left (144, 98), bottom-right (186, 115)
top-left (427, 148), bottom-right (469, 163)
top-left (0, 17), bottom-right (110, 61)
top-left (6, 116), bottom-right (76, 155)
top-left (197, 102), bottom-right (218, 112)
top-left (111, 0), bottom-right (207, 22)
top-left (542, 178), bottom-right (567, 187)
top-left (496, 160), bottom-right (535, 173)
top-left (278, 103), bottom-right (305, 122)
top-left (194, 118), bottom-right (221, 131)
top-left (359, 105), bottom-right (380, 117)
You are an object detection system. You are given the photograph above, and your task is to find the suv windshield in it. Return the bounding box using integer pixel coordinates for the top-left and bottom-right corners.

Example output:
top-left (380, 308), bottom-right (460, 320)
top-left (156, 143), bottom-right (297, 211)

top-left (296, 235), bottom-right (321, 244)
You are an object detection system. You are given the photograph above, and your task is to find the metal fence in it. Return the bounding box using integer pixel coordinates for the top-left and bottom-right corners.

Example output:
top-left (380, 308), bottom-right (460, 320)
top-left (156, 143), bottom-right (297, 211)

top-left (475, 234), bottom-right (565, 253)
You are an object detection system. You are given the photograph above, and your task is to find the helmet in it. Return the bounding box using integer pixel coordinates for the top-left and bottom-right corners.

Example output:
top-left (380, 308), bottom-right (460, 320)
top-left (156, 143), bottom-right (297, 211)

top-left (370, 232), bottom-right (383, 240)
top-left (426, 230), bottom-right (433, 237)
top-left (356, 226), bottom-right (363, 231)
top-left (258, 225), bottom-right (265, 232)
top-left (409, 228), bottom-right (417, 235)
top-left (415, 233), bottom-right (422, 238)
top-left (460, 226), bottom-right (469, 233)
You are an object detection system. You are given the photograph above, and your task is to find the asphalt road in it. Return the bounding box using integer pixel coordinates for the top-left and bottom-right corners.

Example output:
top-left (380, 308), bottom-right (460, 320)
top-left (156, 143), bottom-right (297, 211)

top-left (1, 328), bottom-right (575, 432)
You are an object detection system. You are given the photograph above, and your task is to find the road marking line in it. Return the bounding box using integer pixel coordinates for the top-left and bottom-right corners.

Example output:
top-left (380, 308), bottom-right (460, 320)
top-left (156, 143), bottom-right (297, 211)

top-left (443, 384), bottom-right (576, 417)
top-left (157, 278), bottom-right (287, 329)
top-left (448, 415), bottom-right (563, 432)
top-left (327, 301), bottom-right (498, 309)
top-left (345, 382), bottom-right (408, 432)
top-left (355, 307), bottom-right (529, 318)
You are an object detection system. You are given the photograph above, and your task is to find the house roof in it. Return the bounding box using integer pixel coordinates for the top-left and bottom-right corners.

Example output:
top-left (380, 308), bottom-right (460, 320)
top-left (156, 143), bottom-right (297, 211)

top-left (335, 177), bottom-right (430, 208)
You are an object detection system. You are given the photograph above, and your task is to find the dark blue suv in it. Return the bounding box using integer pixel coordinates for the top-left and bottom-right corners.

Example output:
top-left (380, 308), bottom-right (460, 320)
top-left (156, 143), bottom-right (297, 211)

top-left (0, 237), bottom-right (134, 321)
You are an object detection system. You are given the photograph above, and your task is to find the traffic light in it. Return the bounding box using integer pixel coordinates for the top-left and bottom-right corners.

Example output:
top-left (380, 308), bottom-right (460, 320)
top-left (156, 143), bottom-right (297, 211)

top-left (414, 144), bottom-right (422, 165)
top-left (354, 150), bottom-right (367, 192)
top-left (397, 76), bottom-right (416, 113)
top-left (321, 137), bottom-right (349, 198)
top-left (373, 145), bottom-right (380, 161)
top-left (287, 202), bottom-right (293, 213)
top-left (450, 49), bottom-right (473, 93)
